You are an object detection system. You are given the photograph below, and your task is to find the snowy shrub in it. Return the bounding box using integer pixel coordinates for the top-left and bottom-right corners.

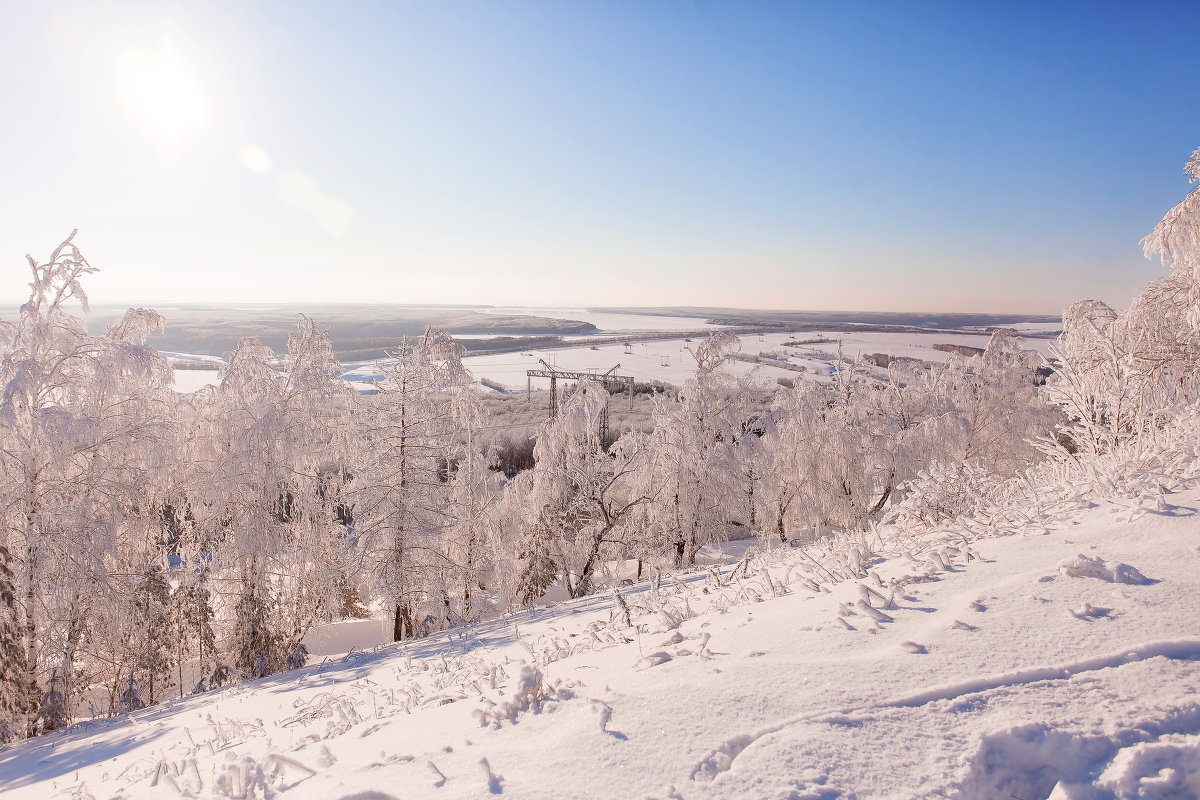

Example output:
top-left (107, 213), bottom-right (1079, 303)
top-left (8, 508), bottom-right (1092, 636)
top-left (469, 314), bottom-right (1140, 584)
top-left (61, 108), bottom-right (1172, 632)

top-left (36, 669), bottom-right (67, 733)
top-left (474, 663), bottom-right (571, 728)
top-left (117, 673), bottom-right (144, 713)
top-left (286, 643), bottom-right (310, 671)
top-left (886, 463), bottom-right (994, 529)
top-left (209, 665), bottom-right (237, 690)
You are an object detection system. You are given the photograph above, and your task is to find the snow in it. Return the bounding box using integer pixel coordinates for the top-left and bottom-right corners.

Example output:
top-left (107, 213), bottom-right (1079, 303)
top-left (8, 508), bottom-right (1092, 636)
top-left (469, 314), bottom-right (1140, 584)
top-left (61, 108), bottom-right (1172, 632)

top-left (1058, 554), bottom-right (1153, 585)
top-left (455, 331), bottom-right (1059, 392)
top-left (172, 312), bottom-right (1057, 395)
top-left (3, 481), bottom-right (1198, 798)
top-left (302, 619), bottom-right (393, 659)
top-left (171, 368), bottom-right (221, 394)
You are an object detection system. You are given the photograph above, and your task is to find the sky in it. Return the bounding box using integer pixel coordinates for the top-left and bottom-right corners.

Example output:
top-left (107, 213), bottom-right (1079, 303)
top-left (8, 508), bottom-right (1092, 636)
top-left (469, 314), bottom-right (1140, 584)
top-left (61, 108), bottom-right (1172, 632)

top-left (1, 1), bottom-right (1198, 313)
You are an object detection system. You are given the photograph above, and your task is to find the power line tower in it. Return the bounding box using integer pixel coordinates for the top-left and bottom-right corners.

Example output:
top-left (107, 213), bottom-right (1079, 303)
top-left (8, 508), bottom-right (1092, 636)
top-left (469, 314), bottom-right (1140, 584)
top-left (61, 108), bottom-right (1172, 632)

top-left (526, 361), bottom-right (634, 441)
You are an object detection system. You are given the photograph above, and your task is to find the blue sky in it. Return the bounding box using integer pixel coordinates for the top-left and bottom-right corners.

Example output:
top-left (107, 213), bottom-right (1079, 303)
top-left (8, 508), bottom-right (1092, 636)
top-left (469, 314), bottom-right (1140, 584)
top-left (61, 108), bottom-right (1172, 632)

top-left (0, 1), bottom-right (1197, 312)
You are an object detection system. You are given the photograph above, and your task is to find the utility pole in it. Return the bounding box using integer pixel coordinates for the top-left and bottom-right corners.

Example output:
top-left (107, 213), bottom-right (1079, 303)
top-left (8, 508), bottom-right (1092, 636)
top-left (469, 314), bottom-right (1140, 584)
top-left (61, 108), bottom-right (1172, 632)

top-left (526, 362), bottom-right (635, 438)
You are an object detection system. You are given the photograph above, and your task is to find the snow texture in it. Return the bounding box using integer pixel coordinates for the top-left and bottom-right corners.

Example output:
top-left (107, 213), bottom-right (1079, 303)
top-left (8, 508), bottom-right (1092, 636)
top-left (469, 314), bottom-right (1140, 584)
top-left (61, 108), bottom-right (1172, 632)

top-left (2, 477), bottom-right (1198, 799)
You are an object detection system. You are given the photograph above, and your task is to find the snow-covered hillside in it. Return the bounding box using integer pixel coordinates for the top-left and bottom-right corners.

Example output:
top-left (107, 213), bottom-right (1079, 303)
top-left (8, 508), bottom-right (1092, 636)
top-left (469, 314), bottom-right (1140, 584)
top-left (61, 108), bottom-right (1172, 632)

top-left (2, 481), bottom-right (1196, 799)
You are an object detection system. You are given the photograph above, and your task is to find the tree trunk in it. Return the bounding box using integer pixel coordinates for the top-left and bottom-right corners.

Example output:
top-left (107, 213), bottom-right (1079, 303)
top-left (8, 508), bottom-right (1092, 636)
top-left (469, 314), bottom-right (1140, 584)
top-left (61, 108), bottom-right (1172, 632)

top-left (393, 603), bottom-right (414, 641)
top-left (23, 541), bottom-right (37, 694)
top-left (868, 480), bottom-right (893, 518)
top-left (573, 532), bottom-right (606, 599)
top-left (747, 477), bottom-right (756, 529)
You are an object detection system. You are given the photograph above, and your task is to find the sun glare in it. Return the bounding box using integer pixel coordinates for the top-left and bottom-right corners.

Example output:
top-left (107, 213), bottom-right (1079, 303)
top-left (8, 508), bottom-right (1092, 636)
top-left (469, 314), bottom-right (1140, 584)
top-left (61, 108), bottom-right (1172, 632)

top-left (118, 42), bottom-right (207, 147)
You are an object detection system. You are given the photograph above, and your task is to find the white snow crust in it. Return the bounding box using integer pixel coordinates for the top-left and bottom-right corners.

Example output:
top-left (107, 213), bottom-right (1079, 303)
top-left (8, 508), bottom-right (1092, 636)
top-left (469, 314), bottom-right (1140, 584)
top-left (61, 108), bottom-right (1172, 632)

top-left (2, 484), bottom-right (1196, 799)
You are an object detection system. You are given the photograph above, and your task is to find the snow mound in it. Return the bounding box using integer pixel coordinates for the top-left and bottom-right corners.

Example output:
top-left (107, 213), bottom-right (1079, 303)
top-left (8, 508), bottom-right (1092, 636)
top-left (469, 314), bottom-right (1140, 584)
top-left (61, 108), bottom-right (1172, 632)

top-left (953, 707), bottom-right (1200, 800)
top-left (474, 664), bottom-right (571, 728)
top-left (1091, 733), bottom-right (1200, 799)
top-left (1058, 554), bottom-right (1152, 584)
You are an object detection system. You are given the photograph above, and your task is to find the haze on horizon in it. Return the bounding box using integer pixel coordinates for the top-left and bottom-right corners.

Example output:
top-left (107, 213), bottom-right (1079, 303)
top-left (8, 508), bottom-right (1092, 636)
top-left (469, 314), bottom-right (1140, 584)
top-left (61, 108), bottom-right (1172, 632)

top-left (2, 1), bottom-right (1198, 314)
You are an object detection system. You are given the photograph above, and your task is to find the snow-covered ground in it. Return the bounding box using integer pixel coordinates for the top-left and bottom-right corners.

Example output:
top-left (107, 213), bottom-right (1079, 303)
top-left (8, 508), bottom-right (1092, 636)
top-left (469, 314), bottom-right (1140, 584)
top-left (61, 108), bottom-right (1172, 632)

top-left (336, 330), bottom-right (1059, 395)
top-left (168, 305), bottom-right (1059, 395)
top-left (3, 480), bottom-right (1196, 798)
top-left (172, 369), bottom-right (221, 394)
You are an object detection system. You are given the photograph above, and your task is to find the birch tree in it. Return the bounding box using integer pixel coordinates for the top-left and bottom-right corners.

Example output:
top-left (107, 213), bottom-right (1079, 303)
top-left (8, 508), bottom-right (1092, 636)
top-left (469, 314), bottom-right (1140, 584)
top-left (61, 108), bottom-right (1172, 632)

top-left (195, 317), bottom-right (355, 677)
top-left (646, 331), bottom-right (744, 567)
top-left (527, 381), bottom-right (652, 598)
top-left (0, 232), bottom-right (176, 732)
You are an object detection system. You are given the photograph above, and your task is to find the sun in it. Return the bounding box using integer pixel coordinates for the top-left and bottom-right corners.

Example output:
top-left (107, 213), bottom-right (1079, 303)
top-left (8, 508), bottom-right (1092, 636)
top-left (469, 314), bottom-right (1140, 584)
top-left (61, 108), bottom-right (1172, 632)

top-left (117, 41), bottom-right (207, 147)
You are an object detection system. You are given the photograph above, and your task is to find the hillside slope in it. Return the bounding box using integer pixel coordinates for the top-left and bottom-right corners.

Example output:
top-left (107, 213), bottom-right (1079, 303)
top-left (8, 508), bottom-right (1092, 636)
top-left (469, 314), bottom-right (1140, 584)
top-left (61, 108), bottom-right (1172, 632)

top-left (1, 486), bottom-right (1198, 799)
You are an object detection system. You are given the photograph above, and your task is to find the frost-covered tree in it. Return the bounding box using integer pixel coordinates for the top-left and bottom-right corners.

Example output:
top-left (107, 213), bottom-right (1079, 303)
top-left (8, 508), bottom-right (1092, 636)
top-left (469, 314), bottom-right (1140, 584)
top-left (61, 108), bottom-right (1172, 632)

top-left (759, 359), bottom-right (895, 537)
top-left (0, 232), bottom-right (175, 733)
top-left (355, 329), bottom-right (470, 639)
top-left (944, 331), bottom-right (1053, 473)
top-left (645, 331), bottom-right (746, 566)
top-left (1047, 146), bottom-right (1200, 452)
top-left (440, 372), bottom-right (500, 621)
top-left (526, 381), bottom-right (652, 598)
top-left (481, 471), bottom-right (543, 608)
top-left (194, 317), bottom-right (356, 677)
top-left (803, 368), bottom-right (887, 531)
top-left (1140, 146), bottom-right (1200, 347)
top-left (759, 381), bottom-right (834, 542)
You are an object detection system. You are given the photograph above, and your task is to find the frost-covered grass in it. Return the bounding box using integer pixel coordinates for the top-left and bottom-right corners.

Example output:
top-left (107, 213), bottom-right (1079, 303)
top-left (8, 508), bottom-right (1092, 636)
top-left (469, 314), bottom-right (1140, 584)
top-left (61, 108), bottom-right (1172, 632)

top-left (3, 432), bottom-right (1198, 799)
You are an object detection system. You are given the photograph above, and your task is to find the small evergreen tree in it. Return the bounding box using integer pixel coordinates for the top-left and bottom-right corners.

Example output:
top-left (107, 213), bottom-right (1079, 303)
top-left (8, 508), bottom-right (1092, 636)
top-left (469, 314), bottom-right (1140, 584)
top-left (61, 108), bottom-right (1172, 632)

top-left (36, 669), bottom-right (66, 733)
top-left (514, 523), bottom-right (558, 606)
top-left (129, 564), bottom-right (173, 705)
top-left (117, 672), bottom-right (143, 713)
top-left (232, 564), bottom-right (279, 677)
top-left (171, 572), bottom-right (216, 696)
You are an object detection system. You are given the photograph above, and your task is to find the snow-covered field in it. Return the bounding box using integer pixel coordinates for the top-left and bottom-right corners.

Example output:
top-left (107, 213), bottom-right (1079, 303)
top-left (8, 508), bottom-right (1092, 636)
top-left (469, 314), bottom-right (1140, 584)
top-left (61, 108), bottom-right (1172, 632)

top-left (167, 304), bottom-right (1059, 395)
top-left (462, 329), bottom-right (1057, 390)
top-left (3, 478), bottom-right (1196, 798)
top-left (180, 327), bottom-right (1057, 396)
top-left (336, 330), bottom-right (1059, 395)
top-left (171, 369), bottom-right (222, 394)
